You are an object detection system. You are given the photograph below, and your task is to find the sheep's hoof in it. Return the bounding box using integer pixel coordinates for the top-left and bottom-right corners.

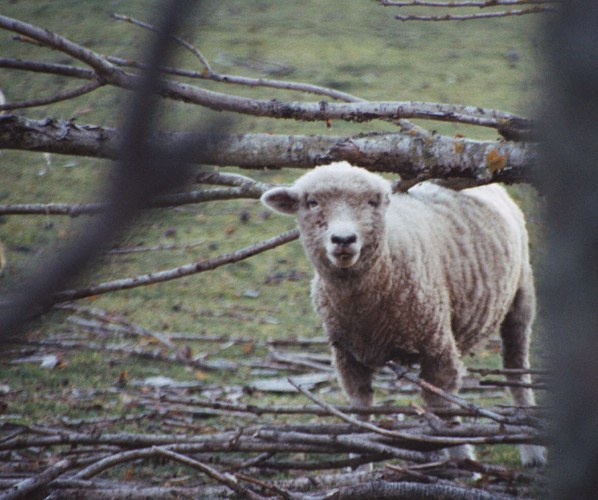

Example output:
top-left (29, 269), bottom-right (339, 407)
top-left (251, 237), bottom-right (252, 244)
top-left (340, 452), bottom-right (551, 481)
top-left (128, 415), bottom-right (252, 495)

top-left (448, 444), bottom-right (476, 462)
top-left (520, 445), bottom-right (547, 467)
top-left (345, 453), bottom-right (374, 473)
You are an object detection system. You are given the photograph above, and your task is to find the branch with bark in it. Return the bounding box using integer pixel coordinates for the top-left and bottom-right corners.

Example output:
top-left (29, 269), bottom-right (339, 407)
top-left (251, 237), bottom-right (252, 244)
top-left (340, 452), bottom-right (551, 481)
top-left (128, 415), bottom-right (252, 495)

top-left (379, 0), bottom-right (559, 21)
top-left (0, 114), bottom-right (536, 185)
top-left (0, 12), bottom-right (536, 142)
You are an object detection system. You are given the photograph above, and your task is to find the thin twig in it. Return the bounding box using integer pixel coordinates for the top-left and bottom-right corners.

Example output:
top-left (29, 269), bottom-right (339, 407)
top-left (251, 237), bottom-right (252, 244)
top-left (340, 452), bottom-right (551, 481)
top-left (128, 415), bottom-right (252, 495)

top-left (380, 0), bottom-right (556, 6)
top-left (0, 185), bottom-right (266, 217)
top-left (0, 79), bottom-right (103, 111)
top-left (469, 367), bottom-right (549, 376)
top-left (112, 13), bottom-right (214, 75)
top-left (51, 229), bottom-right (300, 303)
top-left (389, 362), bottom-right (516, 424)
top-left (287, 378), bottom-right (526, 448)
top-left (107, 239), bottom-right (205, 254)
top-left (392, 6), bottom-right (555, 21)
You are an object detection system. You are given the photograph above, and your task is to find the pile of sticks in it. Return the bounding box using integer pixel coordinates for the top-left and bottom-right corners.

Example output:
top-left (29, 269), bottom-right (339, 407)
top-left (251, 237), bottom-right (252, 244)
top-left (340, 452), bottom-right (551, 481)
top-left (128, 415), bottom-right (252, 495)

top-left (0, 305), bottom-right (548, 499)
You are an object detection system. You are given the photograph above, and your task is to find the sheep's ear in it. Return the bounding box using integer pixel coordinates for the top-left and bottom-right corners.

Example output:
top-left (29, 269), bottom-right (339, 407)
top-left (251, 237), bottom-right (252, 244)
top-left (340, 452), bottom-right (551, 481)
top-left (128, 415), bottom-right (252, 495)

top-left (261, 187), bottom-right (300, 215)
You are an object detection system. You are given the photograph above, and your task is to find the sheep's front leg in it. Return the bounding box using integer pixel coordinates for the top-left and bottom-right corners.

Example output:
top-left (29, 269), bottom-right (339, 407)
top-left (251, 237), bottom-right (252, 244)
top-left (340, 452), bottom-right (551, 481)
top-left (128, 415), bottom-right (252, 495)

top-left (332, 345), bottom-right (375, 471)
top-left (419, 339), bottom-right (474, 461)
top-left (332, 346), bottom-right (374, 409)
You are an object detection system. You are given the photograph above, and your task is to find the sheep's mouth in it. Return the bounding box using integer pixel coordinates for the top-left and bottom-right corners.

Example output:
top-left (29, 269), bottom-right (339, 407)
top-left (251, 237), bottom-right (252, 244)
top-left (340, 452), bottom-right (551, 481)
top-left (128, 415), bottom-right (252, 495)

top-left (330, 249), bottom-right (359, 268)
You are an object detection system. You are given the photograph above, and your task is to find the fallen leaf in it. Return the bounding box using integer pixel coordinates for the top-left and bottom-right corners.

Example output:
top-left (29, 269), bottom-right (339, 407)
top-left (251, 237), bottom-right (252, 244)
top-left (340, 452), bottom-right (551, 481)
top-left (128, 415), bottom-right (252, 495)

top-left (41, 353), bottom-right (67, 369)
top-left (180, 345), bottom-right (193, 360)
top-left (116, 370), bottom-right (129, 388)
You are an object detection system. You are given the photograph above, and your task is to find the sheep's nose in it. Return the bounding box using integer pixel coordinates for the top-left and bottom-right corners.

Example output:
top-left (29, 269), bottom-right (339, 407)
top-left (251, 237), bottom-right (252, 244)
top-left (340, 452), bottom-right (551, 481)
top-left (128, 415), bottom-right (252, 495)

top-left (331, 234), bottom-right (357, 247)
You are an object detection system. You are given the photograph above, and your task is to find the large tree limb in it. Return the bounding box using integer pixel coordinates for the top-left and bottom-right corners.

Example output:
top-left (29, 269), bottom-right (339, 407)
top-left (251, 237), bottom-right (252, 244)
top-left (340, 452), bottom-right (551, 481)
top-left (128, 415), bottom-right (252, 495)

top-left (0, 52), bottom-right (526, 131)
top-left (0, 114), bottom-right (537, 184)
top-left (0, 13), bottom-right (538, 141)
top-left (0, 14), bottom-right (522, 130)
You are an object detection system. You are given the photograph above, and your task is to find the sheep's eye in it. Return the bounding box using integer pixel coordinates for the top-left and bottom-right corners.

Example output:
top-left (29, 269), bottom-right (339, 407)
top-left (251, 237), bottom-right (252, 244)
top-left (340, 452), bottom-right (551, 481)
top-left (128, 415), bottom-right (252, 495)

top-left (368, 199), bottom-right (380, 208)
top-left (306, 198), bottom-right (319, 209)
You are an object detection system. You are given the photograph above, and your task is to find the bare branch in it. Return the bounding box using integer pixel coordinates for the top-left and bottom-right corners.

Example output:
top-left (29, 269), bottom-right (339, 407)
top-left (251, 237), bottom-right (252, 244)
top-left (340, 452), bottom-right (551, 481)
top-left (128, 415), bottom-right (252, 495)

top-left (380, 0), bottom-right (557, 6)
top-left (0, 16), bottom-right (523, 129)
top-left (393, 7), bottom-right (555, 21)
top-left (389, 362), bottom-right (520, 425)
top-left (379, 0), bottom-right (558, 21)
top-left (0, 15), bottom-right (120, 79)
top-left (287, 378), bottom-right (536, 450)
top-left (151, 394), bottom-right (541, 422)
top-left (334, 480), bottom-right (499, 500)
top-left (111, 13), bottom-right (214, 75)
top-left (0, 115), bottom-right (538, 183)
top-left (0, 458), bottom-right (75, 500)
top-left (107, 239), bottom-right (205, 254)
top-left (0, 57), bottom-right (92, 79)
top-left (111, 13), bottom-right (374, 105)
top-left (289, 378), bottom-right (459, 444)
top-left (0, 79), bottom-right (103, 111)
top-left (50, 229), bottom-right (300, 304)
top-left (0, 187), bottom-right (264, 217)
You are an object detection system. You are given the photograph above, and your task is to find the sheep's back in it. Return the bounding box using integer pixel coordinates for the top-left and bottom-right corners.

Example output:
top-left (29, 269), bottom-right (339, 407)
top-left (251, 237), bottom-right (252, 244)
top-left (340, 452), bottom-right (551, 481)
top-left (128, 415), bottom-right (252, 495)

top-left (392, 183), bottom-right (529, 354)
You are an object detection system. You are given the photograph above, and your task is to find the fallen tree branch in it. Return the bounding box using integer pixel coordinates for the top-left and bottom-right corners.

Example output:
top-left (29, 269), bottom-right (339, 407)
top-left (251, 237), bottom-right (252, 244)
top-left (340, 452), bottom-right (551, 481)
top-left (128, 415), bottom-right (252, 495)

top-left (0, 115), bottom-right (537, 184)
top-left (333, 479), bottom-right (501, 500)
top-left (148, 393), bottom-right (543, 422)
top-left (0, 14), bottom-right (535, 138)
top-left (0, 458), bottom-right (76, 500)
top-left (49, 229), bottom-right (299, 304)
top-left (379, 0), bottom-right (558, 21)
top-left (0, 79), bottom-right (104, 111)
top-left (0, 187), bottom-right (264, 216)
top-left (380, 0), bottom-right (557, 6)
top-left (389, 362), bottom-right (517, 425)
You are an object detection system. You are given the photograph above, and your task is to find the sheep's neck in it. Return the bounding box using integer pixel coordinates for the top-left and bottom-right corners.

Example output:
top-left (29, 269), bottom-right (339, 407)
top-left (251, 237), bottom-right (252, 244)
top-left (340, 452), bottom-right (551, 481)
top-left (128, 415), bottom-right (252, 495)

top-left (320, 244), bottom-right (396, 312)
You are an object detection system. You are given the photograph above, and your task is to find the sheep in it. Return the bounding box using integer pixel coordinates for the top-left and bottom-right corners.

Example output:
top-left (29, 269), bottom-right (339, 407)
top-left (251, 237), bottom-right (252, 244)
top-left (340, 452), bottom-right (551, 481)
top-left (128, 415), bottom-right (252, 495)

top-left (261, 161), bottom-right (545, 466)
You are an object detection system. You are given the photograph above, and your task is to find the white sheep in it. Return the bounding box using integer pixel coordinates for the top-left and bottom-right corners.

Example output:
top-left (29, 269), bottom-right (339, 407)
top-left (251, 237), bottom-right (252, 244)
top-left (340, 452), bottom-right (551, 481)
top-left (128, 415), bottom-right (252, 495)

top-left (261, 161), bottom-right (545, 466)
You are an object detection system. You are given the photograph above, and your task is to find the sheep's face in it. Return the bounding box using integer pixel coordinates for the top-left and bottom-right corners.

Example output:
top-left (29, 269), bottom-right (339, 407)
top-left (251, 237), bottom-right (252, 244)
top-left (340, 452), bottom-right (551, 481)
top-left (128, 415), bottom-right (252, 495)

top-left (261, 163), bottom-right (391, 275)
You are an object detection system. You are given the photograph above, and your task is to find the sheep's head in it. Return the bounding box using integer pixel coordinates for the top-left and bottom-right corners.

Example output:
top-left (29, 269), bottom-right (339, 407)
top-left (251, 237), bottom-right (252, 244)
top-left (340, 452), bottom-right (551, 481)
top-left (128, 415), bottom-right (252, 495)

top-left (261, 162), bottom-right (391, 275)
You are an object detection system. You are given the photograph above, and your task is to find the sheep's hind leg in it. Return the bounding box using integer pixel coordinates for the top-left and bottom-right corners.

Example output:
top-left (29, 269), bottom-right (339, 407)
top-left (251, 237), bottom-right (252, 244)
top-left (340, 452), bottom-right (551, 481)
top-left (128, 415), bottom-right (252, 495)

top-left (419, 340), bottom-right (475, 462)
top-left (500, 283), bottom-right (546, 466)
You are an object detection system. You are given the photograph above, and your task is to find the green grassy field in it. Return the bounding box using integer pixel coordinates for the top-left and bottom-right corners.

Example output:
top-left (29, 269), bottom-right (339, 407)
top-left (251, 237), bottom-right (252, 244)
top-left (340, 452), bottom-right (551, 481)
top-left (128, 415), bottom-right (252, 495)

top-left (0, 0), bottom-right (546, 493)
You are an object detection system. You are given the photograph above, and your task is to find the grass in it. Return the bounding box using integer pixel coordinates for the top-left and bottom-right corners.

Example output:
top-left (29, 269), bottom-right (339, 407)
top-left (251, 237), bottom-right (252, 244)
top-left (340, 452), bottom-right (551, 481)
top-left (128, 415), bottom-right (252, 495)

top-left (0, 0), bottom-right (546, 490)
